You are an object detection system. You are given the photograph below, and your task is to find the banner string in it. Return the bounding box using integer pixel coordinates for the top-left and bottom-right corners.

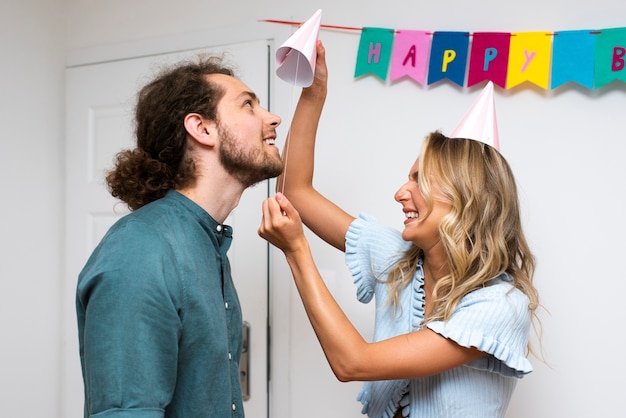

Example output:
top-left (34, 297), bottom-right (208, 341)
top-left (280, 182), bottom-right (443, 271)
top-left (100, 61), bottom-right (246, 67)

top-left (260, 19), bottom-right (606, 36)
top-left (259, 19), bottom-right (362, 32)
top-left (279, 51), bottom-right (301, 198)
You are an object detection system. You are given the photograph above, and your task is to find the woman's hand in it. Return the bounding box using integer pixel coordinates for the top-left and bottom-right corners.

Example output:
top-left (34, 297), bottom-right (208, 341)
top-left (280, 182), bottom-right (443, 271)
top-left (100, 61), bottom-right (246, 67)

top-left (303, 40), bottom-right (328, 99)
top-left (258, 193), bottom-right (308, 255)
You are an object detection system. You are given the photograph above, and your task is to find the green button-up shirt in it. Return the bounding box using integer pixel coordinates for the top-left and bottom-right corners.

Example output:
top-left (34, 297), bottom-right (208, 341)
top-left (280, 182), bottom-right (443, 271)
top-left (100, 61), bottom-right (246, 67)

top-left (77, 190), bottom-right (243, 418)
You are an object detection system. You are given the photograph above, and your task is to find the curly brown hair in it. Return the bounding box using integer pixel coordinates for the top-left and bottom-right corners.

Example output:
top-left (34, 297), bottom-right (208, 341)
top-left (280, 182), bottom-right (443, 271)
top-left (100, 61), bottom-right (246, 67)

top-left (106, 55), bottom-right (235, 211)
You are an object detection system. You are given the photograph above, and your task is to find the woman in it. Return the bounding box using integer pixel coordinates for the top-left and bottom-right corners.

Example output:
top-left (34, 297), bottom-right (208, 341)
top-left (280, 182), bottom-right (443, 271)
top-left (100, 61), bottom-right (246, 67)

top-left (259, 41), bottom-right (539, 418)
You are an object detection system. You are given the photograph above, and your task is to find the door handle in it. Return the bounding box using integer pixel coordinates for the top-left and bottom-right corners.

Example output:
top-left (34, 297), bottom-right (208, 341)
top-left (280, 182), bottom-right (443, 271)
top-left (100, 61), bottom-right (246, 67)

top-left (240, 321), bottom-right (250, 401)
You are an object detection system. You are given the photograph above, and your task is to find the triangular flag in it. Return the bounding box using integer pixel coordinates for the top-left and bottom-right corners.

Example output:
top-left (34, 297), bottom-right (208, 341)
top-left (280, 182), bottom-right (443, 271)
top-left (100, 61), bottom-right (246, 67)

top-left (389, 30), bottom-right (431, 84)
top-left (594, 27), bottom-right (626, 88)
top-left (427, 31), bottom-right (469, 87)
top-left (467, 32), bottom-right (511, 88)
top-left (354, 27), bottom-right (395, 80)
top-left (506, 32), bottom-right (552, 89)
top-left (450, 81), bottom-right (499, 150)
top-left (551, 30), bottom-right (596, 89)
top-left (275, 9), bottom-right (322, 87)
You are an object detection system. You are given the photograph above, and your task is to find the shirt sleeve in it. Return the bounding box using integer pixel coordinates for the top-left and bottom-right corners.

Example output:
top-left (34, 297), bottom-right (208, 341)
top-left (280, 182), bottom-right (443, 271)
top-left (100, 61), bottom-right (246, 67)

top-left (426, 278), bottom-right (533, 377)
top-left (345, 213), bottom-right (412, 304)
top-left (77, 221), bottom-right (182, 417)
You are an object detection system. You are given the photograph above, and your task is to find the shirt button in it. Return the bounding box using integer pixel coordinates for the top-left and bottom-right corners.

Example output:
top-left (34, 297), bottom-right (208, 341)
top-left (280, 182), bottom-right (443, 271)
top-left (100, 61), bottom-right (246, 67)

top-left (216, 225), bottom-right (222, 232)
top-left (225, 302), bottom-right (229, 309)
top-left (232, 404), bottom-right (236, 411)
top-left (228, 352), bottom-right (232, 360)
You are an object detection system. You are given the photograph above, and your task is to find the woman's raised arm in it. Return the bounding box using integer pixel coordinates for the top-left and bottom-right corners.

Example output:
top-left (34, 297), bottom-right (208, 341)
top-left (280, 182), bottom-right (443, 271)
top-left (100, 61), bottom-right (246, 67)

top-left (277, 41), bottom-right (355, 251)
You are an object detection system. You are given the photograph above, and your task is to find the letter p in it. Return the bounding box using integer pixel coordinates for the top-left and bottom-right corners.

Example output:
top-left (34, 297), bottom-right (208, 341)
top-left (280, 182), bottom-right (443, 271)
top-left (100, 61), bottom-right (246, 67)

top-left (484, 48), bottom-right (497, 71)
top-left (442, 50), bottom-right (456, 72)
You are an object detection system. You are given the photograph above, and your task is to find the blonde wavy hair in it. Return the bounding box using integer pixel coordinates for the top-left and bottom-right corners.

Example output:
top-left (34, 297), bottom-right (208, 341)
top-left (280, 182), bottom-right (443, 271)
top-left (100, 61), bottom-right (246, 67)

top-left (384, 131), bottom-right (539, 328)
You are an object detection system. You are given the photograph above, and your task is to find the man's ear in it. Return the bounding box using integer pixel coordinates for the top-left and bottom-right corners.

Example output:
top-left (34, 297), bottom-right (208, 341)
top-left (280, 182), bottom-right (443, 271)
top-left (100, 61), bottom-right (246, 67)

top-left (184, 113), bottom-right (217, 147)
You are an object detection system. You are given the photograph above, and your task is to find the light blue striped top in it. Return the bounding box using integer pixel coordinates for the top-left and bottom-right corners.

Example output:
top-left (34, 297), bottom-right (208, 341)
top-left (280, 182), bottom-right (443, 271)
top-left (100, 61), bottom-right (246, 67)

top-left (345, 213), bottom-right (533, 418)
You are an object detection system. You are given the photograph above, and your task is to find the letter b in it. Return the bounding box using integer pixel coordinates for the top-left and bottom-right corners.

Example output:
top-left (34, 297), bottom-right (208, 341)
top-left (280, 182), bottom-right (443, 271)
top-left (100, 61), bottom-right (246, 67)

top-left (612, 47), bottom-right (625, 71)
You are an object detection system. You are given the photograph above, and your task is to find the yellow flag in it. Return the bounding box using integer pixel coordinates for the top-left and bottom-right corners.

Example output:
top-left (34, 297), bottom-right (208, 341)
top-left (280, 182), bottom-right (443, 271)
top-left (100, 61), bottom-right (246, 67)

top-left (507, 32), bottom-right (552, 89)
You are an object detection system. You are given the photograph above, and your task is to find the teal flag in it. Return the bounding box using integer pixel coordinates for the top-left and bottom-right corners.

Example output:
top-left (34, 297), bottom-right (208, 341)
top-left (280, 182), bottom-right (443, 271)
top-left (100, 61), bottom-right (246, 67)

top-left (594, 27), bottom-right (626, 88)
top-left (551, 30), bottom-right (596, 89)
top-left (354, 27), bottom-right (395, 80)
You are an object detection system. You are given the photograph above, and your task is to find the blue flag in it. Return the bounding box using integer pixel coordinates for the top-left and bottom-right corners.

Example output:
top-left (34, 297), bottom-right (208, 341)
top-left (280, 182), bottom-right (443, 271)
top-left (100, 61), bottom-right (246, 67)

top-left (427, 31), bottom-right (470, 86)
top-left (551, 30), bottom-right (596, 89)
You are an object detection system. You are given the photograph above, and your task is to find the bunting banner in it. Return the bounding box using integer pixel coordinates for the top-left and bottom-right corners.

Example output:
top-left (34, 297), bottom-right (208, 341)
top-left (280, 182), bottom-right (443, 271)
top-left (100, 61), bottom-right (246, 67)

top-left (353, 26), bottom-right (626, 89)
top-left (261, 18), bottom-right (626, 90)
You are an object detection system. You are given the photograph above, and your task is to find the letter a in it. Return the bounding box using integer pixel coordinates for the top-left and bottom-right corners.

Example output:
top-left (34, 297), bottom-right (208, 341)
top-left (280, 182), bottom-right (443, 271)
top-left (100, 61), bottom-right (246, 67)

top-left (402, 45), bottom-right (417, 68)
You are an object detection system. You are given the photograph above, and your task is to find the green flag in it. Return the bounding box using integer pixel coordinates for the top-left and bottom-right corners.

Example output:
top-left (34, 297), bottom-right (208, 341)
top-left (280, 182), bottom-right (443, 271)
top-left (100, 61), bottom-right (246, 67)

top-left (354, 27), bottom-right (395, 80)
top-left (594, 27), bottom-right (626, 88)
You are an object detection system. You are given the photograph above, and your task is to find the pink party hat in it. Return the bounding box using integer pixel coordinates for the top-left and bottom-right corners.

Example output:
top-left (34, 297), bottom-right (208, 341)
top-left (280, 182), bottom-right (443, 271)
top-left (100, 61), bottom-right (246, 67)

top-left (450, 81), bottom-right (499, 150)
top-left (275, 9), bottom-right (322, 87)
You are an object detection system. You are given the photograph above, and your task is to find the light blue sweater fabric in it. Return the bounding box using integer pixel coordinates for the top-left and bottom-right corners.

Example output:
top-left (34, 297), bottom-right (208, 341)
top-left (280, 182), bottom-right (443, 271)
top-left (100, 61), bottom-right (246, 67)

top-left (345, 213), bottom-right (533, 418)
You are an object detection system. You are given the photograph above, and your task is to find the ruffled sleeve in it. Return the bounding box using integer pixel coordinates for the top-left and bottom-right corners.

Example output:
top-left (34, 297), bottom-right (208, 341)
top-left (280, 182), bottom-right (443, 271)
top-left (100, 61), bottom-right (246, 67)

top-left (426, 275), bottom-right (533, 377)
top-left (345, 213), bottom-right (411, 304)
top-left (358, 380), bottom-right (409, 418)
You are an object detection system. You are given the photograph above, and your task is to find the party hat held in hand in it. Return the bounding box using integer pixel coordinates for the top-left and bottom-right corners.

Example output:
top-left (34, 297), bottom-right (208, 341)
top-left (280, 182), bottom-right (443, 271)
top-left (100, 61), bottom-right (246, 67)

top-left (275, 9), bottom-right (322, 87)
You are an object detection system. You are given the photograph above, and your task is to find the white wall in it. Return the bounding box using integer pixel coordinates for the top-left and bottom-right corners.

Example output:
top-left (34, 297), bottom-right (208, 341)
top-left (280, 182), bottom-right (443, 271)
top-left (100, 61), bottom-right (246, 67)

top-left (0, 0), bottom-right (66, 416)
top-left (65, 2), bottom-right (626, 417)
top-left (3, 0), bottom-right (625, 416)
top-left (306, 29), bottom-right (626, 418)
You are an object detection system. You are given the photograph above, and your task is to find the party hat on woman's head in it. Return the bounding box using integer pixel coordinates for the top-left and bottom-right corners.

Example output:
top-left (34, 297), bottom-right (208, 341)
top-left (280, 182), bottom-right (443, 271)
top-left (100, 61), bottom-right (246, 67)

top-left (450, 81), bottom-right (499, 150)
top-left (275, 9), bottom-right (322, 87)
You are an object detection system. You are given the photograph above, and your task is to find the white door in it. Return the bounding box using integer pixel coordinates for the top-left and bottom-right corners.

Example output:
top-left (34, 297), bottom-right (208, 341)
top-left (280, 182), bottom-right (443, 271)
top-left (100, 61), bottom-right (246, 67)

top-left (64, 40), bottom-right (271, 418)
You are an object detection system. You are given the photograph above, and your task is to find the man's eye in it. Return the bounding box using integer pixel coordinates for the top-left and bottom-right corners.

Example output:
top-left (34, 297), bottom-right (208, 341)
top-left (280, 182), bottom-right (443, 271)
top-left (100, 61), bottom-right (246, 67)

top-left (244, 100), bottom-right (253, 107)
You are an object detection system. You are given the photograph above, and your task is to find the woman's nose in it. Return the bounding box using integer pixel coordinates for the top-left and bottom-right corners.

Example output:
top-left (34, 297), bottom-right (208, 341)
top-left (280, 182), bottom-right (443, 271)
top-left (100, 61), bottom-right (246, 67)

top-left (394, 184), bottom-right (408, 203)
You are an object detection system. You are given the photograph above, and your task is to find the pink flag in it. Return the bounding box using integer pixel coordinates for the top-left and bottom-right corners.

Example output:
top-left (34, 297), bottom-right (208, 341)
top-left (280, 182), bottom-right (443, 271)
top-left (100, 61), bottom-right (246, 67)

top-left (389, 30), bottom-right (431, 84)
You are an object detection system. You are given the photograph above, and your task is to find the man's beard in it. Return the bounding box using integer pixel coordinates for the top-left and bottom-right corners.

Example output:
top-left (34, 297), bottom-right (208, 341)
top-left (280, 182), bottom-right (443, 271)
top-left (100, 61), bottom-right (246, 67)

top-left (218, 124), bottom-right (284, 188)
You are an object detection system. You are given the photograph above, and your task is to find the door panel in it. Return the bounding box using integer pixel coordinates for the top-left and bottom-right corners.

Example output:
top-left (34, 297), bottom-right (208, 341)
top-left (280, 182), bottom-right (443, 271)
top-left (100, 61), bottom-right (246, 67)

top-left (64, 40), bottom-right (270, 418)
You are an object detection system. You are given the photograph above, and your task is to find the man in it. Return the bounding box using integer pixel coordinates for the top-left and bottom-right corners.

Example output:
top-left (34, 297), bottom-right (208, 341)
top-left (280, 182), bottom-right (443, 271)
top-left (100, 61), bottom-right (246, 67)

top-left (76, 56), bottom-right (282, 418)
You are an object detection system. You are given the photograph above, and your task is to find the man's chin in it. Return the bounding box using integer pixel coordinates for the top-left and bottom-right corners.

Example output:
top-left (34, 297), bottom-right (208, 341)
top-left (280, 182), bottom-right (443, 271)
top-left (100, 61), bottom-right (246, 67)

top-left (239, 165), bottom-right (284, 188)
